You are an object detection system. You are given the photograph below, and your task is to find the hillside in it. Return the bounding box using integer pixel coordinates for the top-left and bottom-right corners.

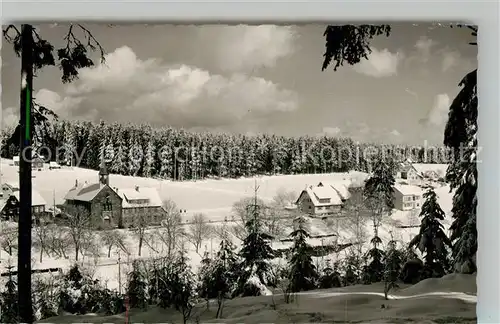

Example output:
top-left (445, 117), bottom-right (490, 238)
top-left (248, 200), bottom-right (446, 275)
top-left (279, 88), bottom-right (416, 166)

top-left (0, 159), bottom-right (455, 292)
top-left (39, 274), bottom-right (477, 323)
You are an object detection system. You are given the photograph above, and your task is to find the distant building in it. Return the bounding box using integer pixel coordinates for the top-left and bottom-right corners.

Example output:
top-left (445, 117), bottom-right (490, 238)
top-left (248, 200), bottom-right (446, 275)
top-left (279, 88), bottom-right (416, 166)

top-left (63, 162), bottom-right (165, 228)
top-left (392, 184), bottom-right (423, 211)
top-left (11, 155), bottom-right (44, 169)
top-left (395, 159), bottom-right (422, 184)
top-left (116, 185), bottom-right (165, 228)
top-left (63, 163), bottom-right (123, 228)
top-left (295, 184), bottom-right (344, 217)
top-left (0, 182), bottom-right (48, 221)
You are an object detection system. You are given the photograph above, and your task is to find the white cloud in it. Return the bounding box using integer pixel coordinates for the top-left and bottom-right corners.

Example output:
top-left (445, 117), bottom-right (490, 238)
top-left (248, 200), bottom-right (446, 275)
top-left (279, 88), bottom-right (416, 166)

top-left (427, 93), bottom-right (451, 126)
top-left (414, 36), bottom-right (436, 62)
top-left (442, 51), bottom-right (461, 71)
top-left (210, 25), bottom-right (296, 72)
top-left (322, 126), bottom-right (341, 136)
top-left (1, 105), bottom-right (18, 128)
top-left (39, 46), bottom-right (298, 128)
top-left (390, 129), bottom-right (401, 136)
top-left (353, 48), bottom-right (402, 78)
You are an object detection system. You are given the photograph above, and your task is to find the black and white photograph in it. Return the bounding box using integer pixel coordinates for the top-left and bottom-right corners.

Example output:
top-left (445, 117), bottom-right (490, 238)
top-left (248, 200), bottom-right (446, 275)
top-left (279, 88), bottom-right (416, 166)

top-left (1, 23), bottom-right (477, 323)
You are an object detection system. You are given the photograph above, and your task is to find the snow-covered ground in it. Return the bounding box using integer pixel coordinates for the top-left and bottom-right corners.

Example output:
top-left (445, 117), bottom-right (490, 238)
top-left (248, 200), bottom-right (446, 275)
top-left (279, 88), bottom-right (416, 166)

top-left (0, 158), bottom-right (454, 292)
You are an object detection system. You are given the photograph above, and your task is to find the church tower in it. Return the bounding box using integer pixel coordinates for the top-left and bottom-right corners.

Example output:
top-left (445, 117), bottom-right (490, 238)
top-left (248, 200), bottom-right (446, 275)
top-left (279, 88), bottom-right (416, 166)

top-left (99, 161), bottom-right (109, 186)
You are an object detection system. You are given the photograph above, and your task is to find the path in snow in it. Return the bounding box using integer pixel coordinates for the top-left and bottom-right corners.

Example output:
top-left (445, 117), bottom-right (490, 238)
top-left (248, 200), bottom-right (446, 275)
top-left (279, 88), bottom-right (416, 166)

top-left (294, 290), bottom-right (477, 303)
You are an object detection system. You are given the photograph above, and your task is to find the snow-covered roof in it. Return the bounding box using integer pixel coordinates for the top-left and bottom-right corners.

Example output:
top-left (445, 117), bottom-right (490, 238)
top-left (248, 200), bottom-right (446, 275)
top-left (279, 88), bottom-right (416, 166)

top-left (12, 189), bottom-right (47, 206)
top-left (64, 182), bottom-right (108, 202)
top-left (317, 181), bottom-right (351, 200)
top-left (13, 156), bottom-right (19, 162)
top-left (412, 163), bottom-right (447, 177)
top-left (116, 186), bottom-right (163, 208)
top-left (393, 184), bottom-right (423, 196)
top-left (299, 185), bottom-right (344, 207)
top-left (0, 198), bottom-right (7, 212)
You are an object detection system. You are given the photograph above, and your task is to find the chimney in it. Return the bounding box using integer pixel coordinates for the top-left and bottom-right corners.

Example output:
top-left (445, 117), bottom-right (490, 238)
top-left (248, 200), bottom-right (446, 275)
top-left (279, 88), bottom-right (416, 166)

top-left (135, 186), bottom-right (139, 192)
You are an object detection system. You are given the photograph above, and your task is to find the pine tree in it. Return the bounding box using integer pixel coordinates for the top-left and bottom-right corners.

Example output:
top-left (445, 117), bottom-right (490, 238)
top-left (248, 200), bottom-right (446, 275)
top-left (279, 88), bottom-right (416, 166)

top-left (212, 240), bottom-right (239, 318)
top-left (409, 188), bottom-right (452, 278)
top-left (383, 236), bottom-right (403, 299)
top-left (287, 216), bottom-right (318, 292)
top-left (364, 235), bottom-right (385, 284)
top-left (143, 140), bottom-right (156, 178)
top-left (0, 267), bottom-right (19, 323)
top-left (126, 260), bottom-right (148, 309)
top-left (362, 156), bottom-right (395, 284)
top-left (236, 185), bottom-right (275, 296)
top-left (444, 69), bottom-right (478, 274)
top-left (171, 251), bottom-right (197, 324)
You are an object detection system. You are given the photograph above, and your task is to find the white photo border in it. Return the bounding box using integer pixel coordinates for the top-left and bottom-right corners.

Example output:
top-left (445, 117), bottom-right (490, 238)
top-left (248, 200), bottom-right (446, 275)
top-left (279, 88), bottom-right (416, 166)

top-left (2, 0), bottom-right (499, 322)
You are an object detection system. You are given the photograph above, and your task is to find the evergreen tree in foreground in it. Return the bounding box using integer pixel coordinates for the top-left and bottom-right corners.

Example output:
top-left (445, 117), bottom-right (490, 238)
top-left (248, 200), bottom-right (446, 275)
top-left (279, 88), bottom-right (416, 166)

top-left (0, 267), bottom-right (19, 324)
top-left (126, 260), bottom-right (148, 309)
top-left (212, 239), bottom-right (239, 318)
top-left (236, 190), bottom-right (275, 296)
top-left (409, 188), bottom-right (452, 278)
top-left (383, 236), bottom-right (403, 299)
top-left (444, 68), bottom-right (478, 274)
top-left (171, 251), bottom-right (197, 324)
top-left (288, 216), bottom-right (319, 292)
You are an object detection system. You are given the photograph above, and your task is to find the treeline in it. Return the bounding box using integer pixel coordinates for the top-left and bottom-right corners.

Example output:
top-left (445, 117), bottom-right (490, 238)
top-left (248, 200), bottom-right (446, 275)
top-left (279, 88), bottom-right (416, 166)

top-left (1, 120), bottom-right (451, 180)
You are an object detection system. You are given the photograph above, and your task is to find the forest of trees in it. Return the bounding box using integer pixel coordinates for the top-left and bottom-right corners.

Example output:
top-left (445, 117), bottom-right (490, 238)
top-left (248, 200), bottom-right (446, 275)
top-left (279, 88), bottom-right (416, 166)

top-left (0, 160), bottom-right (457, 322)
top-left (1, 120), bottom-right (452, 181)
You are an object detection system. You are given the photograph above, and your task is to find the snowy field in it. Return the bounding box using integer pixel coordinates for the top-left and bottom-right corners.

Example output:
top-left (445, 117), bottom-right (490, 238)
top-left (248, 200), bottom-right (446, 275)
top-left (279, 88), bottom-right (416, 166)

top-left (41, 274), bottom-right (477, 324)
top-left (0, 158), bottom-right (453, 292)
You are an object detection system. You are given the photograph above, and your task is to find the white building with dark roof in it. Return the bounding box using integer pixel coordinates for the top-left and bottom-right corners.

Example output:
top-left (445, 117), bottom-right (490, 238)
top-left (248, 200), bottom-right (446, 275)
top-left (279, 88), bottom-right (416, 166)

top-left (295, 184), bottom-right (345, 217)
top-left (392, 184), bottom-right (423, 211)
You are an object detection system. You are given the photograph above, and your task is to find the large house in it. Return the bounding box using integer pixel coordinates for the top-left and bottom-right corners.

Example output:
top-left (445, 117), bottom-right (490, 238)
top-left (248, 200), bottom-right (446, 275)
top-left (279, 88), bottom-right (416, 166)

top-left (115, 186), bottom-right (165, 228)
top-left (0, 182), bottom-right (48, 221)
top-left (63, 162), bottom-right (165, 228)
top-left (392, 184), bottom-right (423, 211)
top-left (395, 159), bottom-right (422, 184)
top-left (295, 183), bottom-right (345, 217)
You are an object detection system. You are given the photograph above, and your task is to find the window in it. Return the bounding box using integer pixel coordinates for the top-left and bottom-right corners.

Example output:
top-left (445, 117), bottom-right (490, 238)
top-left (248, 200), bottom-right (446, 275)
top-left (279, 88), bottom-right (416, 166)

top-left (401, 171), bottom-right (408, 179)
top-left (102, 194), bottom-right (112, 211)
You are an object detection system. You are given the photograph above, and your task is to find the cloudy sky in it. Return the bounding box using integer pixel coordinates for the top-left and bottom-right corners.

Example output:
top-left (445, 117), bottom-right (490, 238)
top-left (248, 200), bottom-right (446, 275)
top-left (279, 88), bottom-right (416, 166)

top-left (1, 23), bottom-right (477, 145)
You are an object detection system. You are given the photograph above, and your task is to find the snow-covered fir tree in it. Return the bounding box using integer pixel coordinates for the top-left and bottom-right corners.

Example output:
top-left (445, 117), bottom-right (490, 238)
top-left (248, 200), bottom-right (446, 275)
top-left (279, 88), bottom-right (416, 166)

top-left (0, 267), bottom-right (19, 323)
top-left (409, 188), bottom-right (452, 278)
top-left (170, 251), bottom-right (197, 324)
top-left (143, 140), bottom-right (156, 178)
top-left (111, 136), bottom-right (127, 175)
top-left (126, 260), bottom-right (148, 309)
top-left (235, 191), bottom-right (275, 297)
top-left (287, 216), bottom-right (319, 292)
top-left (383, 236), bottom-right (403, 299)
top-left (444, 69), bottom-right (478, 274)
top-left (127, 137), bottom-right (143, 176)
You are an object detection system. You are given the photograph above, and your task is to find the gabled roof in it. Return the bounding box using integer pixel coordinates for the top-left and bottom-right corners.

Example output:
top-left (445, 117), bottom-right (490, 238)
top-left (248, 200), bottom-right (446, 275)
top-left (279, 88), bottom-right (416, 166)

top-left (393, 184), bottom-right (423, 196)
top-left (297, 185), bottom-right (344, 207)
top-left (117, 187), bottom-right (163, 208)
top-left (12, 189), bottom-right (47, 206)
top-left (317, 180), bottom-right (352, 200)
top-left (0, 198), bottom-right (8, 213)
top-left (64, 182), bottom-right (109, 202)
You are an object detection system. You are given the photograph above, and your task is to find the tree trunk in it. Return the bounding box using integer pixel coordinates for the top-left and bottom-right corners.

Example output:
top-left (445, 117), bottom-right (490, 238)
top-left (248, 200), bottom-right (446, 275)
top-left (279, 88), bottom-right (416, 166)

top-left (39, 246), bottom-right (43, 263)
top-left (216, 296), bottom-right (224, 318)
top-left (75, 244), bottom-right (79, 261)
top-left (108, 245), bottom-right (112, 258)
top-left (138, 236), bottom-right (143, 256)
